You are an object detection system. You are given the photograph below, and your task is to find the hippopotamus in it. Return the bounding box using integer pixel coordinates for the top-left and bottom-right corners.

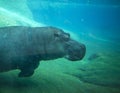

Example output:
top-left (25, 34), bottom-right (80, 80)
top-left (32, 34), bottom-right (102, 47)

top-left (0, 26), bottom-right (86, 77)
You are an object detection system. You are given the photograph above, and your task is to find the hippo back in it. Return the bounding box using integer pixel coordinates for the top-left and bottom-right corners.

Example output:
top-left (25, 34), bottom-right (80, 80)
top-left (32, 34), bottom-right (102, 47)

top-left (0, 26), bottom-right (65, 60)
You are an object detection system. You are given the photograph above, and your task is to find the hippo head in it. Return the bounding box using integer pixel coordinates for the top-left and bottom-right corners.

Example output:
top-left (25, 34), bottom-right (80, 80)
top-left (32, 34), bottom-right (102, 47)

top-left (53, 28), bottom-right (86, 61)
top-left (64, 39), bottom-right (86, 61)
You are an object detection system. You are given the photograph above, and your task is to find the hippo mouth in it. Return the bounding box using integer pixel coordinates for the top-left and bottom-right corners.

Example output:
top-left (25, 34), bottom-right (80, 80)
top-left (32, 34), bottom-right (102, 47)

top-left (64, 40), bottom-right (86, 61)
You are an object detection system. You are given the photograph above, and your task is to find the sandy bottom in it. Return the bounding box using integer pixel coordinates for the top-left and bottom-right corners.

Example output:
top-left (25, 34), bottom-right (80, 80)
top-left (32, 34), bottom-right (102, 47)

top-left (0, 51), bottom-right (120, 93)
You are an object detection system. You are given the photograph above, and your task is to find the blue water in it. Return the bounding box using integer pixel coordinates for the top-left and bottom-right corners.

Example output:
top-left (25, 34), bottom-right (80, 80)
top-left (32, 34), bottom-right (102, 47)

top-left (0, 0), bottom-right (120, 93)
top-left (27, 1), bottom-right (120, 43)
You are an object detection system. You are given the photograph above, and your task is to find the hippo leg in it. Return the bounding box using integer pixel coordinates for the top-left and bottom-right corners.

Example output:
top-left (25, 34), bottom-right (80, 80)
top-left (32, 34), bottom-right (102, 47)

top-left (14, 55), bottom-right (40, 77)
top-left (18, 60), bottom-right (40, 77)
top-left (19, 67), bottom-right (34, 77)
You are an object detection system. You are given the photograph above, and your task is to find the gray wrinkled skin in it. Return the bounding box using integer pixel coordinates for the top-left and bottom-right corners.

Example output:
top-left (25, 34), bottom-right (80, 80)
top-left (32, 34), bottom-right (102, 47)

top-left (0, 26), bottom-right (86, 77)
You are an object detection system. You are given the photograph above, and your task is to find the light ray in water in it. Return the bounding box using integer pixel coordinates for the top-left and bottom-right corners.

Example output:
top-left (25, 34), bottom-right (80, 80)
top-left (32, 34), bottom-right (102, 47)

top-left (0, 7), bottom-right (83, 42)
top-left (0, 7), bottom-right (45, 27)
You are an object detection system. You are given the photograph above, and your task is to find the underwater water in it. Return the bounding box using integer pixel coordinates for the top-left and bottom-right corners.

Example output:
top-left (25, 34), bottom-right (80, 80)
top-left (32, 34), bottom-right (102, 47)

top-left (0, 0), bottom-right (120, 93)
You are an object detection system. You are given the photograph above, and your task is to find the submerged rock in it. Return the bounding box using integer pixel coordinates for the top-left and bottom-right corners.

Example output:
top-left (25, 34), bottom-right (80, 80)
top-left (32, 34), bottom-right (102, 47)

top-left (88, 53), bottom-right (101, 61)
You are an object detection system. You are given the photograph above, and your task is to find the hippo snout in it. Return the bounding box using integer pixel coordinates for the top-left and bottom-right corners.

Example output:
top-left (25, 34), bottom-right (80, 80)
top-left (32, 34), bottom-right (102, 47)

top-left (65, 40), bottom-right (86, 61)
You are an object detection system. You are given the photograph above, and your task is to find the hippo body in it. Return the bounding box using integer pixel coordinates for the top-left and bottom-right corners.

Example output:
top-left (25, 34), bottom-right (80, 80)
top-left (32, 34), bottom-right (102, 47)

top-left (0, 26), bottom-right (86, 77)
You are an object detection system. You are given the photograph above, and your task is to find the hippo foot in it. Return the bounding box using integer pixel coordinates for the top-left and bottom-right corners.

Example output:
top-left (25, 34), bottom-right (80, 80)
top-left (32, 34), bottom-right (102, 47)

top-left (18, 69), bottom-right (34, 77)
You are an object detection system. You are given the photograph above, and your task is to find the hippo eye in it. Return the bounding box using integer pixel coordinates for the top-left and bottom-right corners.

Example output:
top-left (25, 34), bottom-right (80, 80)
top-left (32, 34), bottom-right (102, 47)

top-left (54, 32), bottom-right (60, 37)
